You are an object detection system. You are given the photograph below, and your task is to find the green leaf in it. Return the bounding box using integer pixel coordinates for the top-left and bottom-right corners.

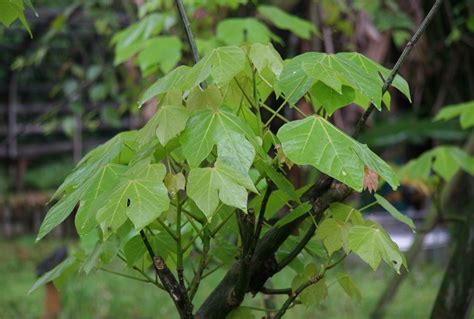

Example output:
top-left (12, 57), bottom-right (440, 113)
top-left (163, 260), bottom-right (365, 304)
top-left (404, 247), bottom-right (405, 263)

top-left (253, 159), bottom-right (300, 202)
top-left (186, 85), bottom-right (223, 111)
top-left (311, 83), bottom-right (356, 115)
top-left (217, 18), bottom-right (277, 45)
top-left (348, 224), bottom-right (404, 273)
top-left (248, 43), bottom-right (283, 77)
top-left (136, 36), bottom-right (182, 74)
top-left (279, 52), bottom-right (410, 110)
top-left (155, 104), bottom-right (190, 145)
top-left (96, 162), bottom-right (170, 236)
top-left (275, 202), bottom-right (312, 227)
top-left (434, 101), bottom-right (474, 129)
top-left (314, 217), bottom-right (350, 255)
top-left (29, 257), bottom-right (78, 294)
top-left (277, 116), bottom-right (399, 191)
top-left (258, 5), bottom-right (317, 39)
top-left (336, 272), bottom-right (362, 302)
top-left (374, 194), bottom-right (415, 231)
top-left (75, 163), bottom-right (128, 236)
top-left (140, 66), bottom-right (190, 106)
top-left (184, 46), bottom-right (246, 87)
top-left (0, 0), bottom-right (32, 37)
top-left (328, 203), bottom-right (365, 225)
top-left (187, 160), bottom-right (257, 218)
top-left (298, 278), bottom-right (327, 306)
top-left (180, 108), bottom-right (257, 172)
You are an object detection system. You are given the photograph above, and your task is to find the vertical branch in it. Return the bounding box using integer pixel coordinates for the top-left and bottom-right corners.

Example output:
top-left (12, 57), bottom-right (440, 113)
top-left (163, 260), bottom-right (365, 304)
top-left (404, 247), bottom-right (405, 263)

top-left (176, 195), bottom-right (185, 289)
top-left (175, 0), bottom-right (200, 65)
top-left (140, 230), bottom-right (193, 319)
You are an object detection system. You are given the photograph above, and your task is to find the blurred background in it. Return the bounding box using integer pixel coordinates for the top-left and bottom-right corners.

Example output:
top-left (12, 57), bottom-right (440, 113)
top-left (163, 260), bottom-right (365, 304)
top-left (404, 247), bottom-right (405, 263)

top-left (1, 0), bottom-right (473, 318)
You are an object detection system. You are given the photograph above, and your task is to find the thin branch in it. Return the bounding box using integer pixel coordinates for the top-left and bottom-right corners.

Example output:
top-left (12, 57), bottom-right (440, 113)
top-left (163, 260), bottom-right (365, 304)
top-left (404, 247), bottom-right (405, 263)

top-left (188, 229), bottom-right (211, 300)
top-left (277, 223), bottom-right (316, 270)
top-left (260, 287), bottom-right (292, 295)
top-left (174, 0), bottom-right (200, 65)
top-left (273, 275), bottom-right (323, 319)
top-left (354, 0), bottom-right (444, 137)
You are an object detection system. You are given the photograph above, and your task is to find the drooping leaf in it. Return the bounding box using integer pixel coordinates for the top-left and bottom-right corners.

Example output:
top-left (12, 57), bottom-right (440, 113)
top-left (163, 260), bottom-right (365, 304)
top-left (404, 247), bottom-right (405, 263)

top-left (258, 5), bottom-right (317, 39)
top-left (348, 224), bottom-right (404, 273)
top-left (374, 193), bottom-right (415, 231)
top-left (180, 108), bottom-right (258, 171)
top-left (277, 116), bottom-right (399, 191)
top-left (29, 257), bottom-right (78, 294)
top-left (187, 160), bottom-right (257, 218)
top-left (96, 162), bottom-right (169, 236)
top-left (336, 272), bottom-right (362, 302)
top-left (278, 52), bottom-right (410, 110)
top-left (314, 217), bottom-right (350, 255)
top-left (75, 163), bottom-right (128, 236)
top-left (140, 66), bottom-right (190, 106)
top-left (0, 0), bottom-right (32, 36)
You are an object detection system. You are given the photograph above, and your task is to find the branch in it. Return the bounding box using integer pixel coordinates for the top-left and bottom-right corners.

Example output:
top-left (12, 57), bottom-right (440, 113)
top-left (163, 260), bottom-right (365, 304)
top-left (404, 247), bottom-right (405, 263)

top-left (140, 230), bottom-right (193, 319)
top-left (354, 0), bottom-right (444, 137)
top-left (174, 0), bottom-right (200, 65)
top-left (272, 274), bottom-right (323, 319)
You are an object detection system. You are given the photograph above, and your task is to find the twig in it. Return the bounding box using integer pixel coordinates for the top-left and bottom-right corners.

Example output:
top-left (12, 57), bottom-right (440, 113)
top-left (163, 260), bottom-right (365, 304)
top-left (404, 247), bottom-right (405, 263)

top-left (354, 0), bottom-right (445, 137)
top-left (273, 275), bottom-right (323, 319)
top-left (260, 287), bottom-right (292, 295)
top-left (188, 229), bottom-right (211, 300)
top-left (277, 223), bottom-right (316, 270)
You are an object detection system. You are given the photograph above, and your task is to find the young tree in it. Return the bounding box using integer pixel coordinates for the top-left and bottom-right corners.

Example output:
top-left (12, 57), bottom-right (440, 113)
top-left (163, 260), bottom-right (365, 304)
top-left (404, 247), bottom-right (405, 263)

top-left (30, 1), bottom-right (471, 318)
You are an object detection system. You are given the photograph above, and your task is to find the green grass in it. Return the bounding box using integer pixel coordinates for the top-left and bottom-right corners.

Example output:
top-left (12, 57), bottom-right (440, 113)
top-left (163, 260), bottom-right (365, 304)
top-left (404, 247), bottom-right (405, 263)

top-left (0, 236), bottom-right (445, 319)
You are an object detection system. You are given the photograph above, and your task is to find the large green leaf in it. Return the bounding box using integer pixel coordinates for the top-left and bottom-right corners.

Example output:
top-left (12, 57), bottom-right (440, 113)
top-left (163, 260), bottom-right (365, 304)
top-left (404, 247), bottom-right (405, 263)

top-left (278, 52), bottom-right (410, 112)
top-left (348, 224), bottom-right (404, 272)
top-left (96, 162), bottom-right (169, 236)
top-left (277, 116), bottom-right (399, 191)
top-left (258, 5), bottom-right (317, 39)
top-left (37, 133), bottom-right (136, 241)
top-left (187, 160), bottom-right (257, 218)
